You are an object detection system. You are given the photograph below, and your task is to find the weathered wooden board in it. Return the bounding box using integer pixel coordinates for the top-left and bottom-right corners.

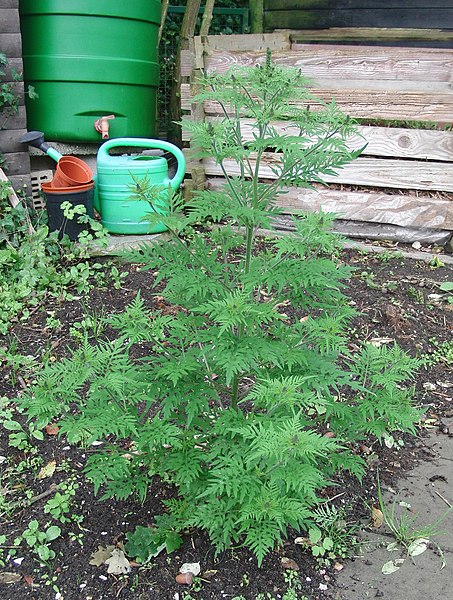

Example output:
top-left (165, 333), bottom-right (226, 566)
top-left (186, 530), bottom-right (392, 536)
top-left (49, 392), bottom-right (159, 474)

top-left (0, 128), bottom-right (27, 153)
top-left (204, 47), bottom-right (453, 84)
top-left (1, 33), bottom-right (23, 58)
top-left (272, 214), bottom-right (452, 244)
top-left (0, 105), bottom-right (27, 131)
top-left (264, 8), bottom-right (453, 31)
top-left (0, 8), bottom-right (19, 33)
top-left (184, 35), bottom-right (453, 241)
top-left (266, 1), bottom-right (453, 8)
top-left (197, 154), bottom-right (453, 192)
top-left (203, 32), bottom-right (292, 52)
top-left (2, 152), bottom-right (31, 176)
top-left (181, 82), bottom-right (453, 123)
top-left (0, 0), bottom-right (21, 8)
top-left (207, 178), bottom-right (453, 230)
top-left (182, 118), bottom-right (453, 162)
top-left (290, 28), bottom-right (453, 45)
top-left (9, 174), bottom-right (32, 193)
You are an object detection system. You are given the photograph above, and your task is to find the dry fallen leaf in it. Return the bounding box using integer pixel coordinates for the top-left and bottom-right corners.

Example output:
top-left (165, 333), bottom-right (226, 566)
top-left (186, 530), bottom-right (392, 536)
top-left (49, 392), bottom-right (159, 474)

top-left (37, 460), bottom-right (56, 480)
top-left (382, 558), bottom-right (404, 574)
top-left (45, 424), bottom-right (59, 436)
top-left (202, 570), bottom-right (218, 579)
top-left (105, 549), bottom-right (131, 574)
top-left (180, 562), bottom-right (201, 576)
top-left (89, 545), bottom-right (116, 567)
top-left (408, 538), bottom-right (429, 557)
top-left (0, 572), bottom-right (22, 584)
top-left (371, 505), bottom-right (385, 528)
top-left (281, 557), bottom-right (299, 571)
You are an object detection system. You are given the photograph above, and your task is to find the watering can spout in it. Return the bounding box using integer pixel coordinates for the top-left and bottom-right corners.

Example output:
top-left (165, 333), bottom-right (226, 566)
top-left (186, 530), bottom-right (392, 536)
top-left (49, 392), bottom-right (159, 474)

top-left (94, 115), bottom-right (115, 139)
top-left (18, 130), bottom-right (62, 162)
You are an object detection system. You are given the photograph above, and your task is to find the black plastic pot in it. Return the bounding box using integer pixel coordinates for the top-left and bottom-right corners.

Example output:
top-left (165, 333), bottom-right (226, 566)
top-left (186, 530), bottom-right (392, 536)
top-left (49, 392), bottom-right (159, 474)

top-left (44, 187), bottom-right (94, 240)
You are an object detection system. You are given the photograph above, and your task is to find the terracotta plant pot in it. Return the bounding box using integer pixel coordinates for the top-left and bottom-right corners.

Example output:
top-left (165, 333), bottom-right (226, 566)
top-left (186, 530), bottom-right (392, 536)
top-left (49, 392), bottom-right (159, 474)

top-left (52, 155), bottom-right (93, 188)
top-left (42, 181), bottom-right (94, 194)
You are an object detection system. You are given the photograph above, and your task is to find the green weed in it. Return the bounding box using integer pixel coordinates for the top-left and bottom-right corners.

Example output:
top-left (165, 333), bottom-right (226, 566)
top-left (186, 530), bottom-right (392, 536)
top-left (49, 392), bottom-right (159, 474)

top-left (21, 53), bottom-right (420, 567)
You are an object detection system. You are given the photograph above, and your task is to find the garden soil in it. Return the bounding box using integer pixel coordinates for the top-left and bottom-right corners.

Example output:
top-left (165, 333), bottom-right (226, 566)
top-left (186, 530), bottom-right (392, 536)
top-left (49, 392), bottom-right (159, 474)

top-left (0, 243), bottom-right (452, 600)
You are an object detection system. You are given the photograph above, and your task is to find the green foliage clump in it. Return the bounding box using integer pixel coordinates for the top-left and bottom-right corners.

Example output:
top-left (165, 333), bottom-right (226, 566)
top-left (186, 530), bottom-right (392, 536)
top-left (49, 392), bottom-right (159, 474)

top-left (0, 188), bottom-right (117, 334)
top-left (21, 56), bottom-right (421, 565)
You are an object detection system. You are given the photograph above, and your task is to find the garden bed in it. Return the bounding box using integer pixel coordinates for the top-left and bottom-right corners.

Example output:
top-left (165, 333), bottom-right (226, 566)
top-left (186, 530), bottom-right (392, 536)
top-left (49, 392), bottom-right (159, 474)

top-left (0, 244), bottom-right (452, 600)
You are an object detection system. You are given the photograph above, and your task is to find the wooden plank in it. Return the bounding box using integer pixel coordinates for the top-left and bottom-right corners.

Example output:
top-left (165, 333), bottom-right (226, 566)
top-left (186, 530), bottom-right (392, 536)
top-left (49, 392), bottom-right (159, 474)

top-left (0, 105), bottom-right (27, 130)
top-left (207, 178), bottom-right (453, 230)
top-left (274, 188), bottom-right (453, 229)
top-left (1, 33), bottom-right (23, 58)
top-left (2, 59), bottom-right (25, 84)
top-left (197, 154), bottom-right (453, 192)
top-left (0, 128), bottom-right (27, 153)
top-left (272, 214), bottom-right (452, 244)
top-left (181, 82), bottom-right (453, 123)
top-left (0, 8), bottom-right (19, 33)
top-left (289, 28), bottom-right (453, 45)
top-left (2, 152), bottom-right (31, 176)
top-left (264, 9), bottom-right (453, 31)
top-left (182, 118), bottom-right (453, 162)
top-left (204, 47), bottom-right (453, 84)
top-left (0, 1), bottom-right (20, 8)
top-left (265, 1), bottom-right (453, 9)
top-left (181, 49), bottom-right (196, 78)
top-left (201, 32), bottom-right (291, 53)
top-left (9, 174), bottom-right (32, 193)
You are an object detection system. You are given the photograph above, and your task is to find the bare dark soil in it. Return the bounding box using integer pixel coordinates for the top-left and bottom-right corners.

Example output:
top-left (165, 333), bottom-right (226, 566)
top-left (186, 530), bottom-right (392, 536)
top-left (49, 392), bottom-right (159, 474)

top-left (0, 245), bottom-right (452, 600)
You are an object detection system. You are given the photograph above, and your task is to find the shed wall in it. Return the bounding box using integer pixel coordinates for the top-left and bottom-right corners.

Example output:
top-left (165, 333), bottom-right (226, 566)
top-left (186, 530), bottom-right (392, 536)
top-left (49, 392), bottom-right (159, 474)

top-left (264, 1), bottom-right (453, 35)
top-left (0, 0), bottom-right (31, 191)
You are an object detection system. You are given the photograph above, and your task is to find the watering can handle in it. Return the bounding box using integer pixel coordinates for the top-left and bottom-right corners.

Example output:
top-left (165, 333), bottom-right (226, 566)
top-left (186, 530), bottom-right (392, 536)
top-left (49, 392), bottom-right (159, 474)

top-left (97, 138), bottom-right (186, 190)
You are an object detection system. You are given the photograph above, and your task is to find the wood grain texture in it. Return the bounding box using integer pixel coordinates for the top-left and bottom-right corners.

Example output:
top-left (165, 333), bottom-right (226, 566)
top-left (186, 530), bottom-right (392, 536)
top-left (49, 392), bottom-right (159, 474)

top-left (201, 32), bottom-right (291, 52)
top-left (207, 178), bottom-right (453, 229)
top-left (290, 27), bottom-right (453, 44)
top-left (0, 128), bottom-right (27, 153)
top-left (265, 1), bottom-right (453, 8)
top-left (264, 9), bottom-right (453, 31)
top-left (197, 154), bottom-right (453, 192)
top-left (0, 8), bottom-right (19, 33)
top-left (9, 174), bottom-right (32, 193)
top-left (181, 82), bottom-right (453, 123)
top-left (2, 152), bottom-right (31, 176)
top-left (273, 188), bottom-right (453, 229)
top-left (1, 33), bottom-right (23, 58)
top-left (204, 46), bottom-right (453, 83)
top-left (182, 118), bottom-right (453, 162)
top-left (0, 106), bottom-right (27, 131)
top-left (272, 214), bottom-right (451, 243)
top-left (0, 0), bottom-right (20, 8)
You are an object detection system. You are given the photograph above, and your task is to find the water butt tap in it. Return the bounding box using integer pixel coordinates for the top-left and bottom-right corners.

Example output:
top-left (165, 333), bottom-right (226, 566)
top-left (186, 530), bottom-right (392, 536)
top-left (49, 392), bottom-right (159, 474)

top-left (94, 115), bottom-right (115, 139)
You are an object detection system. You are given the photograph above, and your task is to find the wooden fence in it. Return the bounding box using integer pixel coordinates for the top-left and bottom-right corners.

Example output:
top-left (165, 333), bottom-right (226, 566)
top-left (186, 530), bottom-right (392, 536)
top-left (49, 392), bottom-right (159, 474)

top-left (0, 0), bottom-right (31, 191)
top-left (263, 0), bottom-right (453, 36)
top-left (181, 32), bottom-right (453, 244)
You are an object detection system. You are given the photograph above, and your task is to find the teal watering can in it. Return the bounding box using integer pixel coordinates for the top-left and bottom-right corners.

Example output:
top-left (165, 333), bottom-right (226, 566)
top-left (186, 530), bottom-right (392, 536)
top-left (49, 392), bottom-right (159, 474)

top-left (94, 138), bottom-right (186, 234)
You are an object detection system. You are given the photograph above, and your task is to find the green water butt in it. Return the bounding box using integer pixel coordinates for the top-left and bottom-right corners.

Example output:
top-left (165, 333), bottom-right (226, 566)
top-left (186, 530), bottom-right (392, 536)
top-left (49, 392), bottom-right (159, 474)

top-left (20, 0), bottom-right (160, 142)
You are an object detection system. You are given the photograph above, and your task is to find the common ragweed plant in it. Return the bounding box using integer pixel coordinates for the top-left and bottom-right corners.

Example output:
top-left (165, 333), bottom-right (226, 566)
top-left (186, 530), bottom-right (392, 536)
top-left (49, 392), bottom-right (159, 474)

top-left (22, 53), bottom-right (420, 565)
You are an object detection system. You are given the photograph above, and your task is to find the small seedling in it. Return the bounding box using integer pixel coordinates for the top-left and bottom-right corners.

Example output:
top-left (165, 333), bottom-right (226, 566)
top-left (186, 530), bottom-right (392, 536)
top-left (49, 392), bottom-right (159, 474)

top-left (44, 479), bottom-right (79, 524)
top-left (17, 520), bottom-right (61, 566)
top-left (377, 472), bottom-right (452, 568)
top-left (423, 338), bottom-right (453, 367)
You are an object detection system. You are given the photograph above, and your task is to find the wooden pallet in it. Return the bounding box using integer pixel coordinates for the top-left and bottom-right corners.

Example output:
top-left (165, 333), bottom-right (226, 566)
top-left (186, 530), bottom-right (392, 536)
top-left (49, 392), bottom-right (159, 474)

top-left (181, 32), bottom-right (453, 244)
